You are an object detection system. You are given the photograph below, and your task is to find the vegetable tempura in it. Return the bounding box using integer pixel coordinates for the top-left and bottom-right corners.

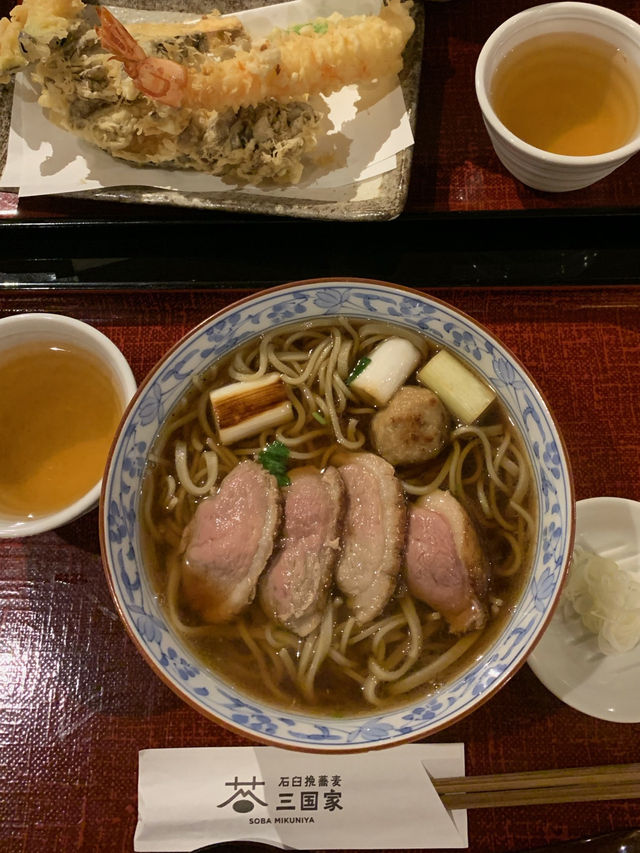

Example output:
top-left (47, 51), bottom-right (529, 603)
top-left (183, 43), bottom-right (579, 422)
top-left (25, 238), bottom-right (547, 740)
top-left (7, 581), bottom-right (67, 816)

top-left (0, 0), bottom-right (415, 184)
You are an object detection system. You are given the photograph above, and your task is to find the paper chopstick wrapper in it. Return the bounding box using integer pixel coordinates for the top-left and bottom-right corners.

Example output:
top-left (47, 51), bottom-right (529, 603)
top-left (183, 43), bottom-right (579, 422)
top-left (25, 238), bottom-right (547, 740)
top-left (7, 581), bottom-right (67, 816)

top-left (134, 744), bottom-right (468, 851)
top-left (0, 0), bottom-right (414, 199)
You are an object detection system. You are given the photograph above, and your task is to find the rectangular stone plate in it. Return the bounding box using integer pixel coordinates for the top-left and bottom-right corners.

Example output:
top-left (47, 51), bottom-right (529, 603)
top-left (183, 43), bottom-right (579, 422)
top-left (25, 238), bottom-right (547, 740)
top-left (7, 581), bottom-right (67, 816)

top-left (0, 0), bottom-right (424, 221)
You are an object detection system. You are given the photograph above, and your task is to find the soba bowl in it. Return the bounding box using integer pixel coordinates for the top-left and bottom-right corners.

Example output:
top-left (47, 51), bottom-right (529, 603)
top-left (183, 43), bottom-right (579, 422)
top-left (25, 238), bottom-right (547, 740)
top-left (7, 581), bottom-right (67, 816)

top-left (100, 279), bottom-right (574, 750)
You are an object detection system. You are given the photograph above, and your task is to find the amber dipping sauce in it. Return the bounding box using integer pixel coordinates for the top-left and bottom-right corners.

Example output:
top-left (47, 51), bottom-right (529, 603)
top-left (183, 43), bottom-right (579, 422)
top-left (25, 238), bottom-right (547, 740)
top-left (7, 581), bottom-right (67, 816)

top-left (491, 31), bottom-right (640, 155)
top-left (0, 341), bottom-right (122, 518)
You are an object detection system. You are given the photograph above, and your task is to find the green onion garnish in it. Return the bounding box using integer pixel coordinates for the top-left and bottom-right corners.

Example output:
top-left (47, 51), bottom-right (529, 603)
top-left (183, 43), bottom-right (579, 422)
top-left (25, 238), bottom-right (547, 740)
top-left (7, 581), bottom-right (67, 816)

top-left (346, 356), bottom-right (371, 385)
top-left (289, 20), bottom-right (329, 33)
top-left (258, 440), bottom-right (291, 486)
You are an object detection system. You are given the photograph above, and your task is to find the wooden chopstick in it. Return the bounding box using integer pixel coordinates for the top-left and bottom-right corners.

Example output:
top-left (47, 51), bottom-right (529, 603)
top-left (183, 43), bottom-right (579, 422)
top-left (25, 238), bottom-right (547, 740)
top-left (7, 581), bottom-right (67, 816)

top-left (433, 763), bottom-right (640, 810)
top-left (435, 763), bottom-right (640, 793)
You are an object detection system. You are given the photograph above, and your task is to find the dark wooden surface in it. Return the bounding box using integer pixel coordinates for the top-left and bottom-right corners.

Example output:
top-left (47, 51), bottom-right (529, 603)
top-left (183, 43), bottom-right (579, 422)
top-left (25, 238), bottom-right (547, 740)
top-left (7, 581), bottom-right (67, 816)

top-left (0, 284), bottom-right (639, 853)
top-left (1, 0), bottom-right (640, 273)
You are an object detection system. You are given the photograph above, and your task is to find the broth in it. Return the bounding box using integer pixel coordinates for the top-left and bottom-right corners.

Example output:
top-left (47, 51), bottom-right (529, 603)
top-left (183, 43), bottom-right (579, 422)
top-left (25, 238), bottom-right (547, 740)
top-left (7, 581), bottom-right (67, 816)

top-left (491, 32), bottom-right (640, 156)
top-left (0, 340), bottom-right (122, 518)
top-left (141, 320), bottom-right (536, 715)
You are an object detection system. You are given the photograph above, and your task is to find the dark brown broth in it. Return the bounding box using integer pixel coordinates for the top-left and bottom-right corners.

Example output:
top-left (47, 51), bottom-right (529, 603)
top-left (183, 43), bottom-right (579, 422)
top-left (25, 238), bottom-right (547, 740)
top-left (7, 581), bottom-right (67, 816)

top-left (141, 321), bottom-right (536, 715)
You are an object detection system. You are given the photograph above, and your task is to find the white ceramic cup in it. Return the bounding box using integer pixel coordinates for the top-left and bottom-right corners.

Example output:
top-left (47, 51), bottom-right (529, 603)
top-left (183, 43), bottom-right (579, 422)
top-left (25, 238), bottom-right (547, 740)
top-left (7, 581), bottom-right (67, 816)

top-left (0, 313), bottom-right (137, 538)
top-left (475, 2), bottom-right (640, 192)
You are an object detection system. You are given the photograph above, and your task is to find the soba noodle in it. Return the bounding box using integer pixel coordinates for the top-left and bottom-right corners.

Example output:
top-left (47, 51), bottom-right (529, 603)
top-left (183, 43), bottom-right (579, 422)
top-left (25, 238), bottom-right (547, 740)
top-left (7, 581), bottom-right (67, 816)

top-left (141, 318), bottom-right (536, 714)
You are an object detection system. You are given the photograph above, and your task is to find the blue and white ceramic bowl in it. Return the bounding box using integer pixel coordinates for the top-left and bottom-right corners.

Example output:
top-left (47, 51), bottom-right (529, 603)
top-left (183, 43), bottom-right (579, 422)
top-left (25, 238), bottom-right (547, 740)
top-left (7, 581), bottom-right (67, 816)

top-left (100, 279), bottom-right (574, 750)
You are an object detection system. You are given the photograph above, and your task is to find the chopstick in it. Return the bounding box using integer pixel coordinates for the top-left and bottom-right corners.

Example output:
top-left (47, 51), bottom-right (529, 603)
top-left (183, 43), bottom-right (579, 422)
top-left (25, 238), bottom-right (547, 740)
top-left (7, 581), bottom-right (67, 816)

top-left (433, 763), bottom-right (640, 810)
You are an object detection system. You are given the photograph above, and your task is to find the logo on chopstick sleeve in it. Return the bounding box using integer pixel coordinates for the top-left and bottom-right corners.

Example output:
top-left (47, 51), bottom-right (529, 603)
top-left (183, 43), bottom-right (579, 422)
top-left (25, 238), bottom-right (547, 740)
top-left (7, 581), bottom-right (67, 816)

top-left (216, 773), bottom-right (344, 820)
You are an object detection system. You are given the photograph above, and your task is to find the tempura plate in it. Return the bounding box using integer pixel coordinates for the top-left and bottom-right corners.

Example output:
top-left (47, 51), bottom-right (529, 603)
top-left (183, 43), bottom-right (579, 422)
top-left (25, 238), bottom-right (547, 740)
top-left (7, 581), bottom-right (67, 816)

top-left (0, 0), bottom-right (424, 221)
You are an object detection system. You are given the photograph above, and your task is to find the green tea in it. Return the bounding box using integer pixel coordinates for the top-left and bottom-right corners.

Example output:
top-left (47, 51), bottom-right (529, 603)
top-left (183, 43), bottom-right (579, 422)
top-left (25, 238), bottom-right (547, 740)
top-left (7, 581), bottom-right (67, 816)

top-left (491, 31), bottom-right (640, 155)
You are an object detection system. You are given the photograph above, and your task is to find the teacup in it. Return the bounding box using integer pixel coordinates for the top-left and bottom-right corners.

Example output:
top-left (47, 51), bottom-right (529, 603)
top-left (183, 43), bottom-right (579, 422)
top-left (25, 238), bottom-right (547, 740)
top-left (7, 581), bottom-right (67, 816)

top-left (475, 2), bottom-right (640, 191)
top-left (0, 313), bottom-right (136, 538)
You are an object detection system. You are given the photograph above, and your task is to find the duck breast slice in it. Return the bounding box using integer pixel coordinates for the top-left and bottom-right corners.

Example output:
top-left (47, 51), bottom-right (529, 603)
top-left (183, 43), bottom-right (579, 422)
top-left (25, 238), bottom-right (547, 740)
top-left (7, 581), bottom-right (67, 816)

top-left (259, 466), bottom-right (345, 637)
top-left (405, 488), bottom-right (489, 634)
top-left (181, 460), bottom-right (282, 623)
top-left (335, 453), bottom-right (406, 624)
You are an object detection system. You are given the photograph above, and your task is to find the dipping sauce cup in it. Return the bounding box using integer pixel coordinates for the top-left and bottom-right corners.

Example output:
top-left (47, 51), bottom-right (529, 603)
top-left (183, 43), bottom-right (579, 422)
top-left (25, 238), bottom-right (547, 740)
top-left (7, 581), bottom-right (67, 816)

top-left (475, 2), bottom-right (640, 191)
top-left (0, 313), bottom-right (137, 538)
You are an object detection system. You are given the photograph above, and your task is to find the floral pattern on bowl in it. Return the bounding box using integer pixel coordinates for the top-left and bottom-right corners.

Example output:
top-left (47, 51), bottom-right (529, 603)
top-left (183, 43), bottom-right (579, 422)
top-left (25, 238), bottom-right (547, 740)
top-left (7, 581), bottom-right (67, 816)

top-left (100, 279), bottom-right (574, 750)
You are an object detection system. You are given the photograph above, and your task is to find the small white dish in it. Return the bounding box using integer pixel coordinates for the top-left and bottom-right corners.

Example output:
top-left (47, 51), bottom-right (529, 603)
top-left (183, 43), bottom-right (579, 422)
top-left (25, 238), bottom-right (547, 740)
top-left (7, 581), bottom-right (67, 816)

top-left (528, 496), bottom-right (640, 723)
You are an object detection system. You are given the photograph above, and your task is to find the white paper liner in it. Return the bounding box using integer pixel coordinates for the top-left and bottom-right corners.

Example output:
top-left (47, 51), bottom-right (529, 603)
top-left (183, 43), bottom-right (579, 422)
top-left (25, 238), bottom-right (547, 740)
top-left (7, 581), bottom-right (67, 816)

top-left (0, 0), bottom-right (414, 200)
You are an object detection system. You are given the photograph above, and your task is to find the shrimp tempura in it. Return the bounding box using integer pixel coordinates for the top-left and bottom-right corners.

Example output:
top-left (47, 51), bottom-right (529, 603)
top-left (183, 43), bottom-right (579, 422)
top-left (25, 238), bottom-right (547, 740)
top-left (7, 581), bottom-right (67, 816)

top-left (98, 0), bottom-right (415, 111)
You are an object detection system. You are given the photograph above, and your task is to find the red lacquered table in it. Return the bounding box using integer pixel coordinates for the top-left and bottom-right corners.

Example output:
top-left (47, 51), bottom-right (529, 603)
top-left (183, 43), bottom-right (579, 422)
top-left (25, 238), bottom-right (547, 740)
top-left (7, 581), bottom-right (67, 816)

top-left (0, 282), bottom-right (639, 853)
